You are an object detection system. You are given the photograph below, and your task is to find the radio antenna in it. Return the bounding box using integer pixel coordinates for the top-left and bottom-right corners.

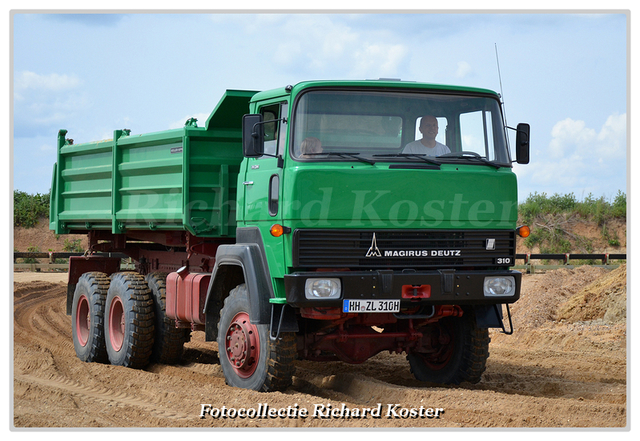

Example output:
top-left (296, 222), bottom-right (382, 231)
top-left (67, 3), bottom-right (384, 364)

top-left (495, 43), bottom-right (508, 126)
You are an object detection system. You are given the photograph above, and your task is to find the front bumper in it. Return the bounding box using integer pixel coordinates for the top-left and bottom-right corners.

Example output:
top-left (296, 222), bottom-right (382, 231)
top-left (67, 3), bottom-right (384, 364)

top-left (284, 269), bottom-right (521, 308)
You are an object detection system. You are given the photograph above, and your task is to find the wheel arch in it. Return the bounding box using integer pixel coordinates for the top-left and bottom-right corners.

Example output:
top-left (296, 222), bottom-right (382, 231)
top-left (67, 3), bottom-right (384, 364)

top-left (203, 243), bottom-right (273, 341)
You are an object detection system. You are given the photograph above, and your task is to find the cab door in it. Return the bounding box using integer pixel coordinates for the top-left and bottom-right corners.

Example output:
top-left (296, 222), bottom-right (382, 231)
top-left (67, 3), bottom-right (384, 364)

top-left (242, 102), bottom-right (287, 225)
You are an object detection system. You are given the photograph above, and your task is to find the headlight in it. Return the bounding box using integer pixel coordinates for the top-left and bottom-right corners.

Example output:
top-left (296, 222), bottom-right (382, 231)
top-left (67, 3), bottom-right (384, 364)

top-left (304, 278), bottom-right (341, 299)
top-left (483, 276), bottom-right (516, 296)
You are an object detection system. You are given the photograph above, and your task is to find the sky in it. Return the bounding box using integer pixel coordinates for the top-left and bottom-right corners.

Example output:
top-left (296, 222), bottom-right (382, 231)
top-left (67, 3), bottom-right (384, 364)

top-left (10, 9), bottom-right (630, 204)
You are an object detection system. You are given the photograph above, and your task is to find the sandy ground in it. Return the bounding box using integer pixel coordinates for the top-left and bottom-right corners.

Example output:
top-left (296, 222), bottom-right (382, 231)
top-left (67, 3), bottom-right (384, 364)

top-left (12, 266), bottom-right (627, 429)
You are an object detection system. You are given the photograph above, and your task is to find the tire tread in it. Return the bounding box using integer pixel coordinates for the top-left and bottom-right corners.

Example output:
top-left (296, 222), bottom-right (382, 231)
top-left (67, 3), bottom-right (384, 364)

top-left (218, 284), bottom-right (296, 392)
top-left (146, 272), bottom-right (190, 364)
top-left (73, 272), bottom-right (110, 363)
top-left (106, 272), bottom-right (154, 369)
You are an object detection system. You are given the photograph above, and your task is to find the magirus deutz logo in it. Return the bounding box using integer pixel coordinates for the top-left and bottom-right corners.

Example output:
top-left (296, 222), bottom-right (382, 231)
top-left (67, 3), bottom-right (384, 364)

top-left (365, 232), bottom-right (462, 258)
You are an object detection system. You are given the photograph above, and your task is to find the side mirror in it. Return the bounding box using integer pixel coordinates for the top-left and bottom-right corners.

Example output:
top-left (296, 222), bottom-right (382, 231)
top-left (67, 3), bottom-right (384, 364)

top-left (242, 114), bottom-right (264, 158)
top-left (515, 123), bottom-right (530, 164)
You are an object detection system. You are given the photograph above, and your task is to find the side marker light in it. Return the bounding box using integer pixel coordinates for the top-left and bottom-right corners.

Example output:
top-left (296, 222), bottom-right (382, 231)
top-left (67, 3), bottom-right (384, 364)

top-left (270, 224), bottom-right (291, 237)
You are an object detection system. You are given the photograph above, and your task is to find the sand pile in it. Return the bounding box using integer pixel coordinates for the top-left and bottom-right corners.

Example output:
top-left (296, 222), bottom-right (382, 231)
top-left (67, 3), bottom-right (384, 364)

top-left (556, 264), bottom-right (626, 324)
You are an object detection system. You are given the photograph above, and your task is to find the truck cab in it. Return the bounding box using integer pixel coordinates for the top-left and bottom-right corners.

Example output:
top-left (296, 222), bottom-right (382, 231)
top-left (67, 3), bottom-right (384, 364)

top-left (212, 80), bottom-right (530, 389)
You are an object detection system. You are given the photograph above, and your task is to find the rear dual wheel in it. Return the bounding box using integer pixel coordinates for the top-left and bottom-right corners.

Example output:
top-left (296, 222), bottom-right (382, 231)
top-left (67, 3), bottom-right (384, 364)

top-left (73, 271), bottom-right (186, 369)
top-left (104, 272), bottom-right (155, 368)
top-left (72, 272), bottom-right (110, 363)
top-left (146, 272), bottom-right (190, 364)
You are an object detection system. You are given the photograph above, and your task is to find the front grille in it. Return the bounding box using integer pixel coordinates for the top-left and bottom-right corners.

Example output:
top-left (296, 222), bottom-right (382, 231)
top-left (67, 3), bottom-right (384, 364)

top-left (292, 229), bottom-right (515, 269)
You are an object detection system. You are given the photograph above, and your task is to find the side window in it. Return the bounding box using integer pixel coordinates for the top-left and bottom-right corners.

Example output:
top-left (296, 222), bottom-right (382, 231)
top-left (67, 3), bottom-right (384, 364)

top-left (261, 102), bottom-right (288, 157)
top-left (459, 110), bottom-right (496, 160)
top-left (262, 104), bottom-right (280, 157)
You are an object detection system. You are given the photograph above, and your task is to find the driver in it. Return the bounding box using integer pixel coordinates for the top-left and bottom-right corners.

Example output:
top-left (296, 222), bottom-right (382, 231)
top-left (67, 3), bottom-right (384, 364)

top-left (299, 137), bottom-right (323, 158)
top-left (403, 115), bottom-right (450, 156)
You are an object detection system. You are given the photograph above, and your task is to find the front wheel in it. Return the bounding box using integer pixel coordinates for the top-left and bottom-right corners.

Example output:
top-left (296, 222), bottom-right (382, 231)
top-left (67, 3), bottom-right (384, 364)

top-left (217, 284), bottom-right (296, 391)
top-left (407, 312), bottom-right (490, 385)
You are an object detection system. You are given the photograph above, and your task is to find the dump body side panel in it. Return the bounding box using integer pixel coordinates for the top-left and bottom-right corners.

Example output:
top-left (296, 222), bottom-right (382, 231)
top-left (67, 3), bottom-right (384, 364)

top-left (51, 90), bottom-right (257, 238)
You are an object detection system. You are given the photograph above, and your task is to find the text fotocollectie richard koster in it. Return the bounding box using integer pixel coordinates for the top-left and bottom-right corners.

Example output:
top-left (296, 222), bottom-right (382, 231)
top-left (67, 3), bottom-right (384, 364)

top-left (200, 403), bottom-right (445, 420)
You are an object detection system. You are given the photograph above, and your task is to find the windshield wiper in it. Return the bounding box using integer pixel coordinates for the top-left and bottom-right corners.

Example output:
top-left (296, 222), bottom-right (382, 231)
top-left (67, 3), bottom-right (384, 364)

top-left (437, 151), bottom-right (502, 169)
top-left (373, 153), bottom-right (441, 166)
top-left (307, 152), bottom-right (376, 165)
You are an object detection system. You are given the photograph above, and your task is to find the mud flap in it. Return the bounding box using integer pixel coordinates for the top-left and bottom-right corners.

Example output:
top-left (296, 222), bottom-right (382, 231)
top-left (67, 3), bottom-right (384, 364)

top-left (269, 303), bottom-right (299, 341)
top-left (494, 303), bottom-right (514, 335)
top-left (475, 304), bottom-right (514, 334)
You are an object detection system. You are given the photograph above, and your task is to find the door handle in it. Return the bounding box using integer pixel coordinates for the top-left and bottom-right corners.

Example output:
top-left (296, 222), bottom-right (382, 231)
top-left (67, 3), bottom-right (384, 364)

top-left (243, 181), bottom-right (254, 186)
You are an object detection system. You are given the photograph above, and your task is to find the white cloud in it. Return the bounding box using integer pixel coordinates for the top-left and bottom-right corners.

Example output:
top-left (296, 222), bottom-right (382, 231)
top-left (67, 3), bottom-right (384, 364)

top-left (270, 16), bottom-right (359, 71)
top-left (353, 43), bottom-right (408, 77)
top-left (246, 15), bottom-right (408, 78)
top-left (597, 113), bottom-right (626, 158)
top-left (13, 71), bottom-right (88, 138)
top-left (455, 61), bottom-right (472, 79)
top-left (273, 40), bottom-right (303, 67)
top-left (14, 71), bottom-right (81, 93)
top-left (517, 113), bottom-right (627, 198)
top-left (549, 114), bottom-right (626, 160)
top-left (548, 118), bottom-right (594, 158)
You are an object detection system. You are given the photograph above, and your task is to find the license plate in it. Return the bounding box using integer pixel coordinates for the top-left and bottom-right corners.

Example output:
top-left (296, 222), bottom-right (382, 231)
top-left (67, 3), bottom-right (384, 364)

top-left (343, 299), bottom-right (400, 313)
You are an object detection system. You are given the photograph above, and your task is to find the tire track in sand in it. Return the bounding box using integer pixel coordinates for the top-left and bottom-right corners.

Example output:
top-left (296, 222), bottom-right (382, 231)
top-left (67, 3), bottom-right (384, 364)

top-left (15, 372), bottom-right (193, 422)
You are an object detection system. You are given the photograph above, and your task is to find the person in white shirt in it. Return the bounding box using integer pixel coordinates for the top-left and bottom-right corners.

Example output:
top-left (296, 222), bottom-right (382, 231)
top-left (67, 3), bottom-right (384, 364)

top-left (402, 115), bottom-right (450, 156)
top-left (299, 137), bottom-right (323, 158)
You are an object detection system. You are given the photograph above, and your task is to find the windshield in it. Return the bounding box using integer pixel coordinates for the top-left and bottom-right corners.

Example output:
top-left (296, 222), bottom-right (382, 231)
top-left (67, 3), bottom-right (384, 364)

top-left (291, 89), bottom-right (511, 165)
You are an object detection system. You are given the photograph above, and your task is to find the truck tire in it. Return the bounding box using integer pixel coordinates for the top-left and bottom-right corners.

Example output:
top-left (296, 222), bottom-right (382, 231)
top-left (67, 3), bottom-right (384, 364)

top-left (104, 272), bottom-right (155, 369)
top-left (217, 284), bottom-right (296, 392)
top-left (407, 313), bottom-right (490, 385)
top-left (71, 272), bottom-right (110, 363)
top-left (146, 272), bottom-right (190, 364)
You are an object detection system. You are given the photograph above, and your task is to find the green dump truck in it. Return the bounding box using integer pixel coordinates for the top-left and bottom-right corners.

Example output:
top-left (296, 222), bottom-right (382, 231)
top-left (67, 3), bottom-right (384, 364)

top-left (51, 79), bottom-right (531, 391)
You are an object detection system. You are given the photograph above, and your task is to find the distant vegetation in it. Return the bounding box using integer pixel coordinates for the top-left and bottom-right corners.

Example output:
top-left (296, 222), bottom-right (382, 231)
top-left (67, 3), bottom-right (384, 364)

top-left (519, 191), bottom-right (626, 226)
top-left (519, 191), bottom-right (626, 253)
top-left (14, 190), bottom-right (50, 228)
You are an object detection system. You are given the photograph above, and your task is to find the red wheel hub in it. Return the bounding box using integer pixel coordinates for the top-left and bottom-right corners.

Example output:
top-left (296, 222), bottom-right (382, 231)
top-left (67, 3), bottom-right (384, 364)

top-left (419, 322), bottom-right (455, 370)
top-left (224, 312), bottom-right (260, 378)
top-left (109, 296), bottom-right (125, 352)
top-left (75, 294), bottom-right (90, 347)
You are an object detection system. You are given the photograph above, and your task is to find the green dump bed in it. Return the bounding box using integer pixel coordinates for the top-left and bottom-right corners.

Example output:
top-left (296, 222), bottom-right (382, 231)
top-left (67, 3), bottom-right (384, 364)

top-left (50, 90), bottom-right (257, 238)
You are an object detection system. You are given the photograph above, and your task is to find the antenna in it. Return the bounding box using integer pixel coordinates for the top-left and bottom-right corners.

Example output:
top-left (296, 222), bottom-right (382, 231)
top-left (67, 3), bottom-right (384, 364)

top-left (494, 43), bottom-right (508, 126)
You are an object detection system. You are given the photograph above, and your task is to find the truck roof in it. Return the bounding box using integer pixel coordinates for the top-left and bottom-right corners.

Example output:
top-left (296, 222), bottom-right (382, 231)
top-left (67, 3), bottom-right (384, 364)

top-left (203, 80), bottom-right (500, 131)
top-left (249, 79), bottom-right (500, 103)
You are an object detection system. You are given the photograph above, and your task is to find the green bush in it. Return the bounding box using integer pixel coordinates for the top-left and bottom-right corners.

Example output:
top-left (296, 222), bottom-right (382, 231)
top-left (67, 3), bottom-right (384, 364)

top-left (63, 238), bottom-right (84, 253)
top-left (23, 245), bottom-right (40, 264)
top-left (519, 192), bottom-right (578, 225)
top-left (520, 191), bottom-right (626, 225)
top-left (519, 191), bottom-right (626, 253)
top-left (14, 190), bottom-right (50, 228)
top-left (611, 190), bottom-right (627, 218)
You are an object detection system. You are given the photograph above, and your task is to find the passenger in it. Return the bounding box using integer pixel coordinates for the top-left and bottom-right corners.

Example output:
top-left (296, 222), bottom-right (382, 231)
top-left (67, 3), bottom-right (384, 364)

top-left (299, 137), bottom-right (323, 158)
top-left (403, 115), bottom-right (450, 156)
